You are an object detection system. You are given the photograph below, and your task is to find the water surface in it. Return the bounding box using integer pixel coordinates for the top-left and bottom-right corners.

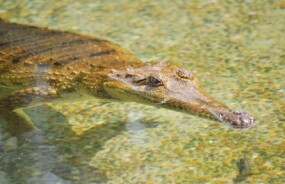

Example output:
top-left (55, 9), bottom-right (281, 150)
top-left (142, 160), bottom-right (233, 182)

top-left (0, 0), bottom-right (284, 183)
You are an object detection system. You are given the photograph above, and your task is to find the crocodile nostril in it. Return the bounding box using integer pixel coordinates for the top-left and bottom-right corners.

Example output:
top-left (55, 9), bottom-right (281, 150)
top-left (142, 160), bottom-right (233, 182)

top-left (233, 109), bottom-right (246, 115)
top-left (240, 116), bottom-right (249, 125)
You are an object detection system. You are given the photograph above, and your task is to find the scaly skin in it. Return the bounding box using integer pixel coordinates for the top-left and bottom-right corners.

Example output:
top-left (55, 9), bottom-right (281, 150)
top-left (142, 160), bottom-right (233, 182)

top-left (0, 20), bottom-right (257, 135)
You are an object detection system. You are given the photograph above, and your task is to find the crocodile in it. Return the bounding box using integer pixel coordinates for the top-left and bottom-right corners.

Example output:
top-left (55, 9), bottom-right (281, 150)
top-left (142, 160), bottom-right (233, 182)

top-left (0, 20), bottom-right (257, 135)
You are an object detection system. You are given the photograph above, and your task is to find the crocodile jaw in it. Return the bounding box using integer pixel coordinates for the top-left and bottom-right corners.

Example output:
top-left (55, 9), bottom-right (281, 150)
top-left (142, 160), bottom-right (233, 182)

top-left (104, 62), bottom-right (257, 129)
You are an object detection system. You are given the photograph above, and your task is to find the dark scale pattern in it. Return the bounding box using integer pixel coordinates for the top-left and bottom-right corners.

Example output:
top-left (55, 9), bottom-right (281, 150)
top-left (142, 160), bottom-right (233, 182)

top-left (0, 20), bottom-right (142, 76)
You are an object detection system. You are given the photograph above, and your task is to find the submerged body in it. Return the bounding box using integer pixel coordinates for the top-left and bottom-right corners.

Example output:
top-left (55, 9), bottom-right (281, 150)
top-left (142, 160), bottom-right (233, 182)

top-left (0, 20), bottom-right (256, 135)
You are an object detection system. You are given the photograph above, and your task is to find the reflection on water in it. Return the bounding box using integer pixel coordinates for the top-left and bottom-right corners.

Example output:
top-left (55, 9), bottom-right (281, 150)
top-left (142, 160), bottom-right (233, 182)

top-left (0, 0), bottom-right (284, 183)
top-left (0, 102), bottom-right (164, 183)
top-left (0, 105), bottom-right (109, 183)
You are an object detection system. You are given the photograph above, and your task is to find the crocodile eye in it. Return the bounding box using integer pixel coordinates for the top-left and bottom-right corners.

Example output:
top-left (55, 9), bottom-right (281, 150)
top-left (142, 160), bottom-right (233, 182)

top-left (147, 76), bottom-right (163, 87)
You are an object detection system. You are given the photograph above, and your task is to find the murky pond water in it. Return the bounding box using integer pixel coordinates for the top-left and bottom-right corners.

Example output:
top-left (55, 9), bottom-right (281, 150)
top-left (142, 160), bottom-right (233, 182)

top-left (0, 0), bottom-right (284, 183)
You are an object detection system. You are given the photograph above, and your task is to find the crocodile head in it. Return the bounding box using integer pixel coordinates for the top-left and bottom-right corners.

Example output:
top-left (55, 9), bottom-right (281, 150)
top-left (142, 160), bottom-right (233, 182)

top-left (104, 62), bottom-right (257, 128)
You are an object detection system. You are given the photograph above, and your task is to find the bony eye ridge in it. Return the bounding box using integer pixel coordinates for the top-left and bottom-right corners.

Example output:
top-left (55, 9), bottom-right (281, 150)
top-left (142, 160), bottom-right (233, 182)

top-left (147, 76), bottom-right (163, 86)
top-left (176, 69), bottom-right (194, 80)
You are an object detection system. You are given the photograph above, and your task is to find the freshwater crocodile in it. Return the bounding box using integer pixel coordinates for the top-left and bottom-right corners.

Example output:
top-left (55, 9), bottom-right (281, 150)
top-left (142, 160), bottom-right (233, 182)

top-left (0, 20), bottom-right (257, 135)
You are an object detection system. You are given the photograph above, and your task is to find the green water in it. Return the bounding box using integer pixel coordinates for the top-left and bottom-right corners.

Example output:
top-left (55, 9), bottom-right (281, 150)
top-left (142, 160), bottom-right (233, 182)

top-left (0, 0), bottom-right (284, 183)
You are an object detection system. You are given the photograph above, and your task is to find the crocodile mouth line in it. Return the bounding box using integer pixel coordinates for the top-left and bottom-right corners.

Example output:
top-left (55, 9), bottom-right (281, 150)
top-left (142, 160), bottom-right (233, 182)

top-left (107, 87), bottom-right (221, 122)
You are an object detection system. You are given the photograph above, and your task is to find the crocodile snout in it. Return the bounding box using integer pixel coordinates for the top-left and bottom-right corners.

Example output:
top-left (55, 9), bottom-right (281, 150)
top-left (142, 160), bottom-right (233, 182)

top-left (219, 109), bottom-right (257, 128)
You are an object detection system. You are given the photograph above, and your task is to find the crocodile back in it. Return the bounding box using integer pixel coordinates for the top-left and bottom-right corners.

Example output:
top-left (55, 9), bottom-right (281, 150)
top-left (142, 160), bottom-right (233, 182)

top-left (0, 20), bottom-right (142, 88)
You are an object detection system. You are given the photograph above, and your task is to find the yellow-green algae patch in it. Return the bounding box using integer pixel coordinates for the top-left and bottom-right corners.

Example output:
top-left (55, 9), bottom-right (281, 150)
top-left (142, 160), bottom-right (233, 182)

top-left (0, 0), bottom-right (284, 183)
